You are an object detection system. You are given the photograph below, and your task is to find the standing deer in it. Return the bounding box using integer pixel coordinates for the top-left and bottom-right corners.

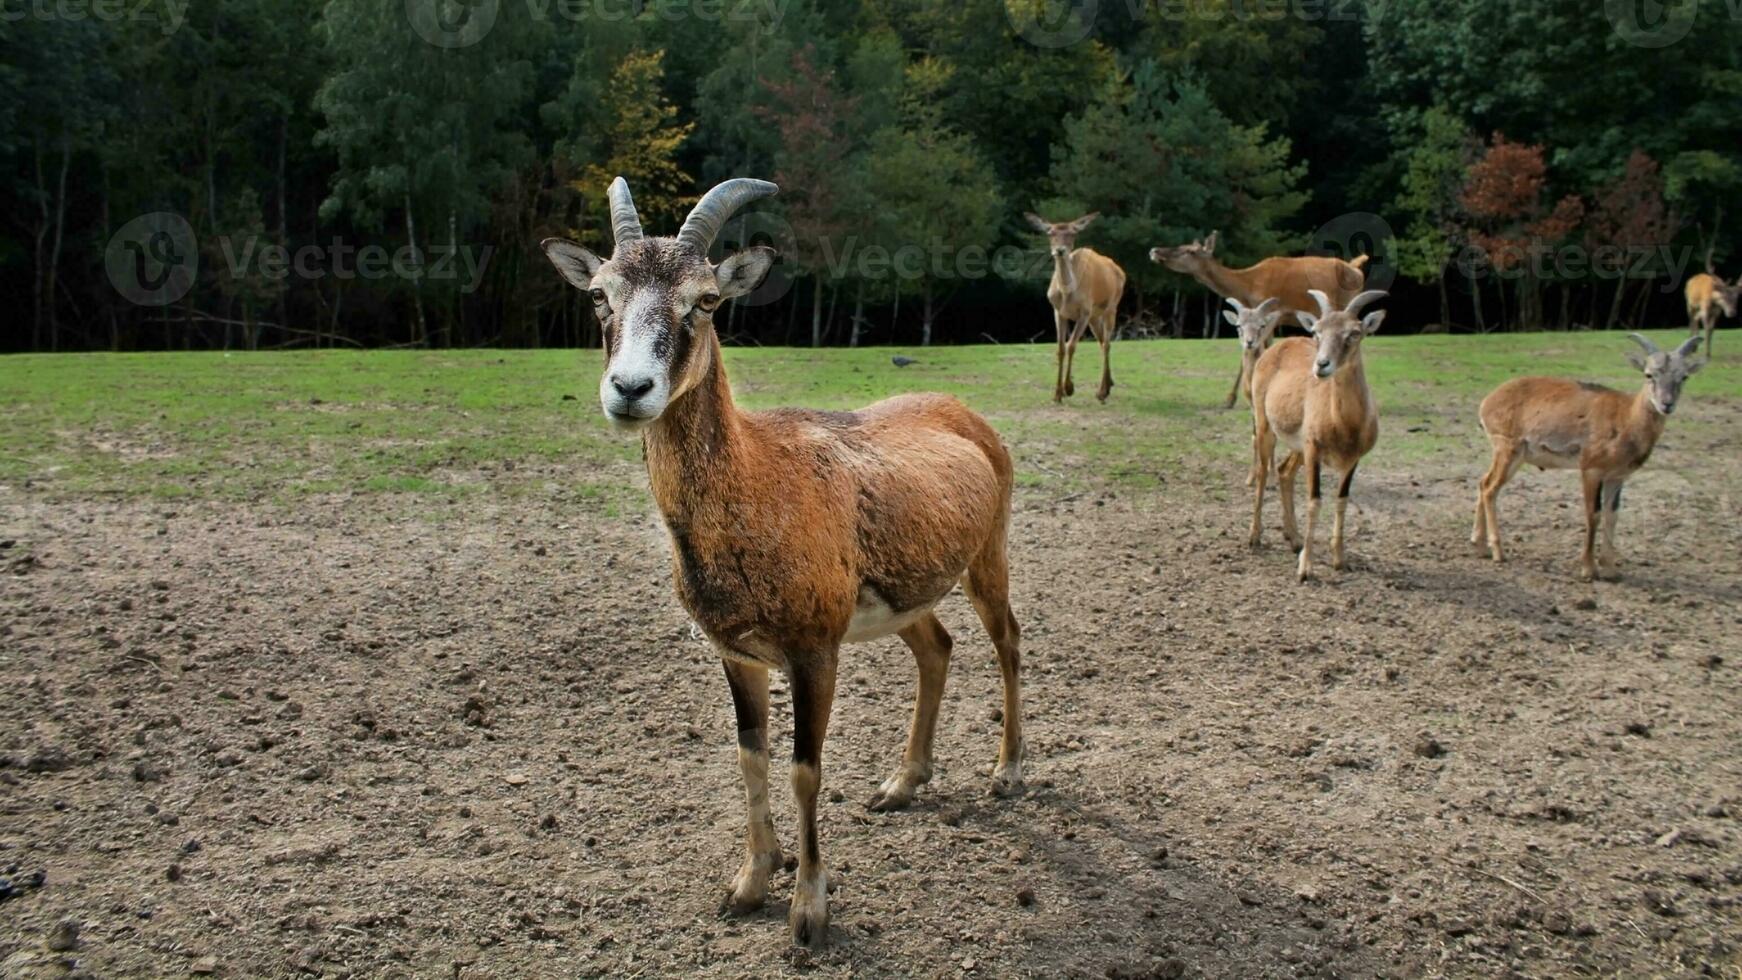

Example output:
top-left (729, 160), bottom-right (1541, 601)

top-left (1026, 212), bottom-right (1125, 403)
top-left (541, 177), bottom-right (1025, 947)
top-left (1150, 232), bottom-right (1369, 408)
top-left (1685, 272), bottom-right (1740, 355)
top-left (1224, 296), bottom-right (1284, 406)
top-left (1471, 334), bottom-right (1705, 581)
top-left (1249, 289), bottom-right (1388, 581)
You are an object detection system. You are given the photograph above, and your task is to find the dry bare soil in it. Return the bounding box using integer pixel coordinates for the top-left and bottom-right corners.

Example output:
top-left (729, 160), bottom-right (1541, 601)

top-left (2, 341), bottom-right (1740, 978)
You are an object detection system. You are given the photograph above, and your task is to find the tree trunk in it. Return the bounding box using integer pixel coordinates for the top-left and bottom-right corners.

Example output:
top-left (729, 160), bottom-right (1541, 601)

top-left (1467, 274), bottom-right (1487, 333)
top-left (849, 279), bottom-right (864, 348)
top-left (1606, 278), bottom-right (1628, 331)
top-left (1437, 276), bottom-right (1452, 331)
top-left (403, 193), bottom-right (428, 346)
top-left (824, 282), bottom-right (839, 345)
top-left (31, 141), bottom-right (46, 351)
top-left (890, 287), bottom-right (901, 336)
top-left (46, 137), bottom-right (71, 351)
top-left (276, 114), bottom-right (288, 347)
top-left (921, 281), bottom-right (933, 346)
top-left (811, 275), bottom-right (823, 347)
top-left (447, 209), bottom-right (459, 348)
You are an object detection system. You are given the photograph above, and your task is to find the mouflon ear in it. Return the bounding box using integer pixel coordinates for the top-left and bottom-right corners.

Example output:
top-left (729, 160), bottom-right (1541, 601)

top-left (1223, 309), bottom-right (1241, 326)
top-left (1297, 312), bottom-right (1319, 334)
top-left (1361, 310), bottom-right (1387, 334)
top-left (715, 245), bottom-right (778, 300)
top-left (541, 238), bottom-right (603, 291)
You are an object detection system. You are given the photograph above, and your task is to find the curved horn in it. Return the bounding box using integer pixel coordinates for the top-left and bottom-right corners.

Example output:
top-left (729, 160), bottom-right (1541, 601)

top-left (1344, 290), bottom-right (1388, 318)
top-left (1254, 297), bottom-right (1281, 317)
top-left (606, 177), bottom-right (643, 246)
top-left (1674, 334), bottom-right (1702, 359)
top-left (676, 178), bottom-right (779, 254)
top-left (1225, 296), bottom-right (1248, 315)
top-left (1307, 289), bottom-right (1334, 318)
top-left (1627, 332), bottom-right (1661, 356)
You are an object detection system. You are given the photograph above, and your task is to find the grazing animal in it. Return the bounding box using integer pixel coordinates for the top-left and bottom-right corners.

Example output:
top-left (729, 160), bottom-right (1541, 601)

top-left (1026, 212), bottom-right (1125, 403)
top-left (1150, 233), bottom-right (1368, 405)
top-left (1225, 297), bottom-right (1285, 488)
top-left (540, 177), bottom-right (1026, 947)
top-left (1471, 334), bottom-right (1705, 581)
top-left (1685, 272), bottom-right (1740, 355)
top-left (1249, 289), bottom-right (1388, 581)
top-left (1223, 296), bottom-right (1284, 410)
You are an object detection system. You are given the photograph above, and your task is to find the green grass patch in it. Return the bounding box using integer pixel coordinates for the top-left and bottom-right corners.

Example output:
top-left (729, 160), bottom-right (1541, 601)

top-left (1, 330), bottom-right (1735, 504)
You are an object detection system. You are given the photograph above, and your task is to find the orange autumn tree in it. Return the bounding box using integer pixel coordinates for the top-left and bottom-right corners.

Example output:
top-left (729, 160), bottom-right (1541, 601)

top-left (1585, 150), bottom-right (1680, 330)
top-left (1461, 134), bottom-right (1584, 331)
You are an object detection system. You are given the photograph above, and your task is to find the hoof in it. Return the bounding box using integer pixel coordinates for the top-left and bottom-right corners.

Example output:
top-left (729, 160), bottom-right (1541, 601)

top-left (866, 783), bottom-right (917, 812)
top-left (720, 850), bottom-right (781, 915)
top-left (1064, 380), bottom-right (1075, 396)
top-left (788, 877), bottom-right (829, 947)
top-left (991, 758), bottom-right (1025, 797)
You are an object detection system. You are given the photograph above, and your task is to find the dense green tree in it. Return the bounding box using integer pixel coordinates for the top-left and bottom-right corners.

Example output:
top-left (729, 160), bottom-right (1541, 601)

top-left (1048, 63), bottom-right (1308, 314)
top-left (862, 59), bottom-right (1002, 346)
top-left (1389, 105), bottom-right (1474, 328)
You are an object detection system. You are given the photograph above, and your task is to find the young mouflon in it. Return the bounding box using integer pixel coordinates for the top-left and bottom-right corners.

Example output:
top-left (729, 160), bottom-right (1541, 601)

top-left (541, 177), bottom-right (1026, 948)
top-left (1249, 289), bottom-right (1387, 581)
top-left (1472, 333), bottom-right (1705, 581)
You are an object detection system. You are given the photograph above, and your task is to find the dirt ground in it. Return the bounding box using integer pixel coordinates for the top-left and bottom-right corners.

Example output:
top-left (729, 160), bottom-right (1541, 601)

top-left (2, 416), bottom-right (1740, 979)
